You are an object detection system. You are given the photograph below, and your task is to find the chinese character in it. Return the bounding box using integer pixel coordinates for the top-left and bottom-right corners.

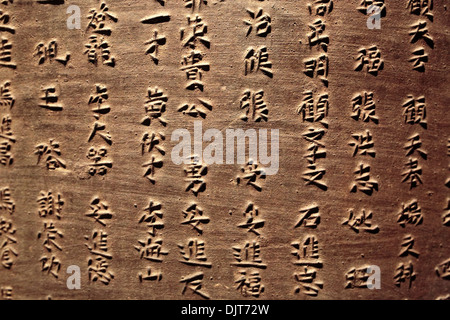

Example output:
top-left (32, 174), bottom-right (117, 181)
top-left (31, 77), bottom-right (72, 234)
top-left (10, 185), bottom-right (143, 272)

top-left (303, 164), bottom-right (327, 191)
top-left (397, 200), bottom-right (423, 227)
top-left (0, 217), bottom-right (15, 237)
top-left (139, 200), bottom-right (164, 236)
top-left (244, 46), bottom-right (273, 78)
top-left (178, 99), bottom-right (213, 119)
top-left (295, 205), bottom-right (320, 228)
top-left (345, 266), bottom-right (371, 289)
top-left (35, 140), bottom-right (66, 170)
top-left (0, 10), bottom-right (15, 34)
top-left (402, 95), bottom-right (427, 128)
top-left (0, 233), bottom-right (17, 269)
top-left (232, 241), bottom-right (267, 269)
top-left (33, 40), bottom-right (70, 65)
top-left (84, 35), bottom-right (115, 67)
top-left (0, 38), bottom-right (15, 69)
top-left (87, 2), bottom-right (117, 35)
top-left (85, 230), bottom-right (112, 260)
top-left (0, 140), bottom-right (12, 166)
top-left (409, 47), bottom-right (428, 72)
top-left (145, 30), bottom-right (166, 64)
top-left (88, 121), bottom-right (112, 145)
top-left (342, 209), bottom-right (379, 233)
top-left (0, 287), bottom-right (12, 300)
top-left (349, 130), bottom-right (376, 158)
top-left (355, 46), bottom-right (384, 75)
top-left (351, 92), bottom-right (378, 124)
top-left (407, 0), bottom-right (433, 20)
top-left (39, 255), bottom-right (61, 278)
top-left (394, 261), bottom-right (416, 288)
top-left (443, 199), bottom-right (450, 227)
top-left (141, 132), bottom-right (165, 156)
top-left (86, 147), bottom-right (112, 176)
top-left (404, 134), bottom-right (427, 159)
top-left (435, 258), bottom-right (450, 280)
top-left (184, 0), bottom-right (207, 13)
top-left (0, 81), bottom-right (14, 109)
top-left (135, 237), bottom-right (168, 262)
top-left (39, 86), bottom-right (63, 111)
top-left (297, 91), bottom-right (329, 127)
top-left (304, 54), bottom-right (329, 86)
top-left (401, 158), bottom-right (423, 189)
top-left (180, 15), bottom-right (210, 49)
top-left (138, 267), bottom-right (162, 282)
top-left (142, 156), bottom-right (163, 184)
top-left (181, 203), bottom-right (209, 234)
top-left (87, 255), bottom-right (114, 285)
top-left (0, 115), bottom-right (15, 143)
top-left (409, 21), bottom-right (434, 48)
top-left (235, 270), bottom-right (265, 298)
top-left (399, 234), bottom-right (420, 258)
top-left (181, 50), bottom-right (210, 91)
top-left (350, 163), bottom-right (378, 195)
top-left (236, 160), bottom-right (266, 192)
top-left (85, 198), bottom-right (113, 226)
top-left (357, 0), bottom-right (386, 17)
top-left (294, 267), bottom-right (323, 296)
top-left (141, 87), bottom-right (168, 126)
top-left (184, 156), bottom-right (207, 195)
top-left (88, 84), bottom-right (110, 115)
top-left (306, 19), bottom-right (329, 52)
top-left (244, 8), bottom-right (271, 37)
top-left (239, 90), bottom-right (268, 122)
top-left (178, 239), bottom-right (211, 267)
top-left (37, 222), bottom-right (63, 252)
top-left (0, 187), bottom-right (14, 215)
top-left (180, 272), bottom-right (210, 299)
top-left (308, 0), bottom-right (334, 16)
top-left (238, 203), bottom-right (265, 235)
top-left (291, 236), bottom-right (323, 267)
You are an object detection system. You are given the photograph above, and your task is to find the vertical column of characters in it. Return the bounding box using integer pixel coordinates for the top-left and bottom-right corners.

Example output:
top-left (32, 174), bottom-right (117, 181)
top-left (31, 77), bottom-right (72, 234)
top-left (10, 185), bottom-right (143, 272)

top-left (84, 2), bottom-right (117, 177)
top-left (0, 0), bottom-right (16, 299)
top-left (231, 200), bottom-right (266, 299)
top-left (0, 187), bottom-right (17, 296)
top-left (177, 0), bottom-right (212, 300)
top-left (81, 2), bottom-right (118, 287)
top-left (0, 82), bottom-right (14, 167)
top-left (135, 200), bottom-right (166, 283)
top-left (84, 197), bottom-right (114, 285)
top-left (406, 0), bottom-right (433, 72)
top-left (395, 94), bottom-right (427, 290)
top-left (293, 0), bottom-right (334, 298)
top-left (36, 191), bottom-right (65, 281)
top-left (240, 1), bottom-right (271, 123)
top-left (134, 0), bottom-right (172, 286)
top-left (37, 197), bottom-right (70, 296)
top-left (178, 0), bottom-right (213, 120)
top-left (33, 1), bottom-right (74, 179)
top-left (404, 1), bottom-right (449, 289)
top-left (389, 1), bottom-right (436, 290)
top-left (229, 0), bottom-right (274, 299)
top-left (84, 2), bottom-right (116, 68)
top-left (343, 1), bottom-right (385, 292)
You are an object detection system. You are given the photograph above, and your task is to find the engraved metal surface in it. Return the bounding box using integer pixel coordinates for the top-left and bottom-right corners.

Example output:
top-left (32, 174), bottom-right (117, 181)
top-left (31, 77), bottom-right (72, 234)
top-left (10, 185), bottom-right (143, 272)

top-left (0, 0), bottom-right (449, 300)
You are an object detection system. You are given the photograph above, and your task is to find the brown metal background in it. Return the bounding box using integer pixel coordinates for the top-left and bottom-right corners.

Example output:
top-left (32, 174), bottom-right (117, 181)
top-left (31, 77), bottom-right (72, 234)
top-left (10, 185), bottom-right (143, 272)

top-left (0, 0), bottom-right (448, 299)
